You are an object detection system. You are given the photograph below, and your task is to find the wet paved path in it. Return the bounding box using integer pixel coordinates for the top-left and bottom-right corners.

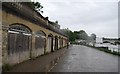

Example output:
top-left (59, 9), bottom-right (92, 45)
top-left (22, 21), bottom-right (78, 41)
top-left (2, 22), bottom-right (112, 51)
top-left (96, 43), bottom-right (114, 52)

top-left (6, 47), bottom-right (67, 72)
top-left (51, 45), bottom-right (118, 72)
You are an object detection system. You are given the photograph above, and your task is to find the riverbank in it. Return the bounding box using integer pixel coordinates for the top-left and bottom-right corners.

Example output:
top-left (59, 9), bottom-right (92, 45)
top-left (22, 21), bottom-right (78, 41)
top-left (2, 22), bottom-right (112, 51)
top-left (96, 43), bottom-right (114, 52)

top-left (71, 42), bottom-right (120, 56)
top-left (84, 45), bottom-right (120, 56)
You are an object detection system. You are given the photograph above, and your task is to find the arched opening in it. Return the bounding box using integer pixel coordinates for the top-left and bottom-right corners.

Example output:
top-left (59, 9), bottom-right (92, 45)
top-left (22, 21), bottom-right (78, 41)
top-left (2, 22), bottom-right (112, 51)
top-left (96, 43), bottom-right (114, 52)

top-left (8, 24), bottom-right (32, 64)
top-left (61, 37), bottom-right (63, 48)
top-left (58, 36), bottom-right (61, 49)
top-left (54, 36), bottom-right (58, 50)
top-left (59, 37), bottom-right (63, 48)
top-left (35, 30), bottom-right (46, 56)
top-left (48, 33), bottom-right (54, 52)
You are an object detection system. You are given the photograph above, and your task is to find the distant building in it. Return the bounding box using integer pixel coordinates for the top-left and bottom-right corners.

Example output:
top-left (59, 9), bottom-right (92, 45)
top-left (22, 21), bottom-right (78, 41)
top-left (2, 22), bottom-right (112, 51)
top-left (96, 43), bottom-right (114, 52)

top-left (96, 37), bottom-right (103, 44)
top-left (103, 38), bottom-right (120, 45)
top-left (75, 39), bottom-right (88, 45)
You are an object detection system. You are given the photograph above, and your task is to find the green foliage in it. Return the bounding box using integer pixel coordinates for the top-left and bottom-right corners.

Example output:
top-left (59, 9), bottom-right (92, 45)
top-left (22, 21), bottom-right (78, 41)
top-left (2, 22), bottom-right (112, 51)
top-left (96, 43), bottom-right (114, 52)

top-left (62, 28), bottom-right (76, 42)
top-left (90, 33), bottom-right (96, 40)
top-left (74, 30), bottom-right (89, 40)
top-left (2, 64), bottom-right (12, 71)
top-left (69, 31), bottom-right (76, 41)
top-left (62, 29), bottom-right (97, 44)
top-left (62, 29), bottom-right (90, 42)
top-left (118, 38), bottom-right (120, 40)
top-left (31, 2), bottom-right (43, 13)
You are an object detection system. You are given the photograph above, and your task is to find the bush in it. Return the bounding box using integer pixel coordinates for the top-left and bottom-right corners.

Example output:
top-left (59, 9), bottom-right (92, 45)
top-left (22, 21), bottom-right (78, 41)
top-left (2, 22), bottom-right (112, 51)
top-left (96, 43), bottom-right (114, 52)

top-left (112, 51), bottom-right (120, 56)
top-left (2, 64), bottom-right (12, 71)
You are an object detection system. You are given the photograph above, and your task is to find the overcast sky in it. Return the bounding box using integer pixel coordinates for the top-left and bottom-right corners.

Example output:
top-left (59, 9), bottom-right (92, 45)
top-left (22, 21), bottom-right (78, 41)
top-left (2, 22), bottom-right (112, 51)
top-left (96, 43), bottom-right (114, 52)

top-left (35, 0), bottom-right (119, 38)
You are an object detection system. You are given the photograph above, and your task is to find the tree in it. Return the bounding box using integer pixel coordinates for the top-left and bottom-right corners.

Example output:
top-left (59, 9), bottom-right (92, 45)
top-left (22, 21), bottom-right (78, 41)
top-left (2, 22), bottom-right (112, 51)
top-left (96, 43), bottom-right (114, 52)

top-left (88, 33), bottom-right (96, 46)
top-left (90, 33), bottom-right (96, 41)
top-left (61, 28), bottom-right (76, 42)
top-left (69, 31), bottom-right (76, 41)
top-left (118, 38), bottom-right (120, 40)
top-left (74, 30), bottom-right (89, 40)
top-left (74, 31), bottom-right (80, 39)
top-left (31, 2), bottom-right (43, 13)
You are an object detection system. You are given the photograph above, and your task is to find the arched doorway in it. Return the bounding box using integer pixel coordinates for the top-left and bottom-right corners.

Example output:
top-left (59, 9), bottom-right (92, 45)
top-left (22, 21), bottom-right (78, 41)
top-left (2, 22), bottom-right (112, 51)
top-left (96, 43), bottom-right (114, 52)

top-left (58, 36), bottom-right (61, 49)
top-left (54, 36), bottom-right (58, 50)
top-left (47, 34), bottom-right (53, 53)
top-left (8, 24), bottom-right (32, 64)
top-left (61, 37), bottom-right (63, 48)
top-left (35, 30), bottom-right (46, 56)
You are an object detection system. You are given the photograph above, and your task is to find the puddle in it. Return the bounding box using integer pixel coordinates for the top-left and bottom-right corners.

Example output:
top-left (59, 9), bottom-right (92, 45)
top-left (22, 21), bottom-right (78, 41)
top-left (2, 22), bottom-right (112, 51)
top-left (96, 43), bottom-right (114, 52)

top-left (71, 54), bottom-right (76, 55)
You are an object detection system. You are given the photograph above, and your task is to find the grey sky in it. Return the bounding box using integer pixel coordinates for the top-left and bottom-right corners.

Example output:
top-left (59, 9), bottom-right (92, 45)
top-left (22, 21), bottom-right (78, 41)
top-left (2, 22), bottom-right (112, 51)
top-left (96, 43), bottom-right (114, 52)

top-left (36, 0), bottom-right (119, 38)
